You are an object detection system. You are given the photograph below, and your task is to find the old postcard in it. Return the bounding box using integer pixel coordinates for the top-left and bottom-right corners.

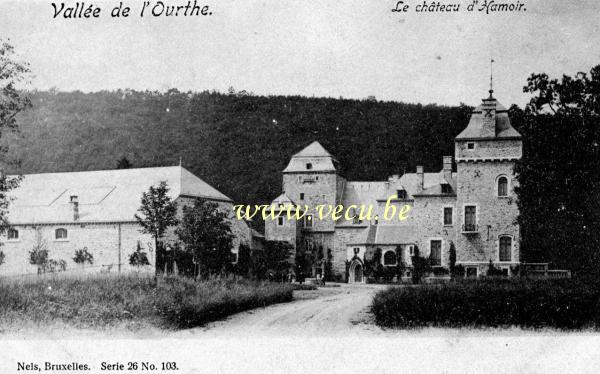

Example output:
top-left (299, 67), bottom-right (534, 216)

top-left (0, 0), bottom-right (599, 373)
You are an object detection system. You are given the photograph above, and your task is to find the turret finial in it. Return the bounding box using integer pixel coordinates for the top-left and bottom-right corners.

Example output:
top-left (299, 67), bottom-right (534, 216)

top-left (489, 58), bottom-right (495, 98)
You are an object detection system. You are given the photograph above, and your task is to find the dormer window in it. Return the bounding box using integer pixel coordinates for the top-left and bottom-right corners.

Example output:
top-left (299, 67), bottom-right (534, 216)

top-left (306, 163), bottom-right (313, 170)
top-left (7, 228), bottom-right (19, 241)
top-left (396, 189), bottom-right (407, 200)
top-left (467, 142), bottom-right (475, 150)
top-left (277, 216), bottom-right (284, 226)
top-left (441, 184), bottom-right (452, 194)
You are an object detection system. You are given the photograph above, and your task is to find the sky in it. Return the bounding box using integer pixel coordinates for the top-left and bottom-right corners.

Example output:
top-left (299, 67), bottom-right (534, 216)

top-left (1, 0), bottom-right (599, 107)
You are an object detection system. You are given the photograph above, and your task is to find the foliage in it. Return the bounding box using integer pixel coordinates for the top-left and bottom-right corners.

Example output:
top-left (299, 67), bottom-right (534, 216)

top-left (323, 247), bottom-right (334, 282)
top-left (486, 260), bottom-right (505, 277)
top-left (176, 199), bottom-right (233, 278)
top-left (449, 241), bottom-right (456, 273)
top-left (262, 240), bottom-right (293, 281)
top-left (364, 247), bottom-right (384, 282)
top-left (394, 245), bottom-right (405, 280)
top-left (116, 156), bottom-right (132, 169)
top-left (0, 40), bottom-right (30, 236)
top-left (515, 65), bottom-right (600, 276)
top-left (72, 247), bottom-right (94, 265)
top-left (28, 242), bottom-right (49, 272)
top-left (129, 242), bottom-right (150, 267)
top-left (0, 274), bottom-right (293, 331)
top-left (234, 243), bottom-right (252, 277)
top-left (411, 246), bottom-right (432, 284)
top-left (135, 181), bottom-right (178, 276)
top-left (451, 264), bottom-right (465, 278)
top-left (0, 250), bottom-right (4, 267)
top-left (372, 278), bottom-right (600, 330)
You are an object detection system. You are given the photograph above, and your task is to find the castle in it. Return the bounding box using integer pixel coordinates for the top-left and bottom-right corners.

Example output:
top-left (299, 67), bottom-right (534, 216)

top-left (265, 91), bottom-right (523, 282)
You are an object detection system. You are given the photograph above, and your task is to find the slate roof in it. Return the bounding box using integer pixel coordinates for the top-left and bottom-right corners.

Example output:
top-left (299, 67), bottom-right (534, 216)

top-left (373, 225), bottom-right (417, 244)
top-left (456, 96), bottom-right (521, 140)
top-left (7, 166), bottom-right (231, 225)
top-left (283, 141), bottom-right (338, 173)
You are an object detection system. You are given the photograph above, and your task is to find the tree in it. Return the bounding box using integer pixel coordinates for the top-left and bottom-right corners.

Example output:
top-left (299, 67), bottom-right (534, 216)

top-left (394, 245), bottom-right (405, 282)
top-left (515, 65), bottom-right (600, 276)
top-left (129, 242), bottom-right (150, 267)
top-left (0, 250), bottom-right (5, 267)
top-left (262, 240), bottom-right (293, 281)
top-left (116, 156), bottom-right (132, 169)
top-left (449, 241), bottom-right (458, 278)
top-left (176, 199), bottom-right (233, 279)
top-left (235, 243), bottom-right (252, 277)
top-left (0, 40), bottom-right (30, 237)
top-left (323, 247), bottom-right (334, 282)
top-left (411, 245), bottom-right (432, 284)
top-left (73, 247), bottom-right (94, 267)
top-left (29, 241), bottom-right (49, 275)
top-left (135, 181), bottom-right (178, 277)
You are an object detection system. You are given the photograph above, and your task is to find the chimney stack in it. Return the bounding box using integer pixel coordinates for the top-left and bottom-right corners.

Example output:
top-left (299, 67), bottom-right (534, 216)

top-left (70, 195), bottom-right (79, 221)
top-left (443, 156), bottom-right (452, 182)
top-left (416, 166), bottom-right (424, 193)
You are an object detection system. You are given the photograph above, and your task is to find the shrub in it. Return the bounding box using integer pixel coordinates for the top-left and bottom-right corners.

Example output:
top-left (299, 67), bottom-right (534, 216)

top-left (371, 278), bottom-right (600, 330)
top-left (0, 250), bottom-right (5, 267)
top-left (432, 267), bottom-right (449, 276)
top-left (73, 247), bottom-right (94, 266)
top-left (129, 242), bottom-right (150, 267)
top-left (411, 248), bottom-right (432, 284)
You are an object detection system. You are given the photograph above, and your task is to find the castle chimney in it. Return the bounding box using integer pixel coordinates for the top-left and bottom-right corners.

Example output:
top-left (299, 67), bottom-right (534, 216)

top-left (481, 97), bottom-right (497, 137)
top-left (70, 195), bottom-right (79, 221)
top-left (416, 166), bottom-right (424, 193)
top-left (443, 156), bottom-right (452, 182)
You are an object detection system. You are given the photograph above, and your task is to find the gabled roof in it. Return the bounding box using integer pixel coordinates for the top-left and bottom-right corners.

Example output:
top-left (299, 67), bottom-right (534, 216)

top-left (268, 193), bottom-right (299, 211)
top-left (7, 166), bottom-right (231, 224)
top-left (292, 141), bottom-right (335, 159)
top-left (456, 96), bottom-right (521, 140)
top-left (373, 225), bottom-right (417, 245)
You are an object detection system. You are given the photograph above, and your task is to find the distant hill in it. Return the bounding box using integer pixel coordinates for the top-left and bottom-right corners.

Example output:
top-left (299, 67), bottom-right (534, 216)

top-left (4, 89), bottom-right (473, 207)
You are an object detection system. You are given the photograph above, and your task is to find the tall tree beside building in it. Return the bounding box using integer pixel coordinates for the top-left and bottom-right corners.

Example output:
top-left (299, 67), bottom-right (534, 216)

top-left (515, 65), bottom-right (600, 276)
top-left (116, 156), bottom-right (132, 169)
top-left (0, 39), bottom-right (31, 235)
top-left (135, 181), bottom-right (178, 276)
top-left (176, 199), bottom-right (233, 279)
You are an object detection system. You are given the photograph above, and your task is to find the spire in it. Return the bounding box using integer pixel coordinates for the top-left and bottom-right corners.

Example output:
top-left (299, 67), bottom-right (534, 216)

top-left (489, 58), bottom-right (495, 98)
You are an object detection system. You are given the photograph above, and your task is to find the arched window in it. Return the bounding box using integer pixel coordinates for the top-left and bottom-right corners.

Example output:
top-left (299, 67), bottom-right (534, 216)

top-left (55, 228), bottom-right (68, 240)
top-left (7, 228), bottom-right (19, 240)
top-left (497, 176), bottom-right (509, 197)
top-left (383, 251), bottom-right (397, 266)
top-left (499, 236), bottom-right (512, 262)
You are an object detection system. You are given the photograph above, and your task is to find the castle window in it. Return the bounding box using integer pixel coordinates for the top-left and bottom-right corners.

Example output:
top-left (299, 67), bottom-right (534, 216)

top-left (441, 184), bottom-right (452, 194)
top-left (408, 245), bottom-right (415, 256)
top-left (499, 236), bottom-right (512, 262)
top-left (430, 240), bottom-right (442, 266)
top-left (464, 205), bottom-right (477, 231)
top-left (277, 216), bottom-right (284, 227)
top-left (55, 228), bottom-right (68, 240)
top-left (300, 193), bottom-right (304, 200)
top-left (305, 215), bottom-right (313, 228)
top-left (396, 189), bottom-right (407, 199)
top-left (7, 228), bottom-right (19, 241)
top-left (383, 251), bottom-right (397, 266)
top-left (306, 163), bottom-right (313, 170)
top-left (467, 142), bottom-right (475, 150)
top-left (497, 176), bottom-right (509, 197)
top-left (443, 207), bottom-right (453, 226)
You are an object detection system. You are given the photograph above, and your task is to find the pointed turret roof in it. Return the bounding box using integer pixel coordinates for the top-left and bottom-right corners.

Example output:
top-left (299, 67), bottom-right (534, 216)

top-left (283, 141), bottom-right (338, 173)
top-left (456, 95), bottom-right (521, 140)
top-left (291, 141), bottom-right (336, 159)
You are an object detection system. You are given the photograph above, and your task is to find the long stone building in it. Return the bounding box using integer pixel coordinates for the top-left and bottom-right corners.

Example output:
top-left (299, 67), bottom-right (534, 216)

top-left (265, 91), bottom-right (522, 282)
top-left (0, 166), bottom-right (254, 277)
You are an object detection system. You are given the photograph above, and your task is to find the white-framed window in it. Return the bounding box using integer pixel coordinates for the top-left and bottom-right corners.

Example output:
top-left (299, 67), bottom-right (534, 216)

top-left (277, 216), bottom-right (284, 227)
top-left (467, 142), bottom-right (475, 150)
top-left (304, 214), bottom-right (313, 228)
top-left (463, 204), bottom-right (478, 232)
top-left (443, 206), bottom-right (453, 226)
top-left (7, 228), bottom-right (19, 241)
top-left (55, 228), bottom-right (68, 241)
top-left (497, 175), bottom-right (509, 197)
top-left (499, 236), bottom-right (512, 262)
top-left (383, 250), bottom-right (397, 266)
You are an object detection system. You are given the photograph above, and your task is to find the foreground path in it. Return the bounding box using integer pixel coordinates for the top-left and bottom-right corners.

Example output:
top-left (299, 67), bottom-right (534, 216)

top-left (176, 283), bottom-right (388, 337)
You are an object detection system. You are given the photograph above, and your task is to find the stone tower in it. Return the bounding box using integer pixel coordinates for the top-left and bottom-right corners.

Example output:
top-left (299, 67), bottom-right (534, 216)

top-left (454, 91), bottom-right (523, 276)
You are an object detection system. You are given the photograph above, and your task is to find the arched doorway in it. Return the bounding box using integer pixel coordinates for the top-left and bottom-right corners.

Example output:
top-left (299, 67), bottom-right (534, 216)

top-left (349, 260), bottom-right (364, 283)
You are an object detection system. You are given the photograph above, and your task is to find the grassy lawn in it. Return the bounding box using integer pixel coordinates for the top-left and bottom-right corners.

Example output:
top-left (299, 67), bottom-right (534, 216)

top-left (0, 273), bottom-right (294, 332)
top-left (371, 278), bottom-right (600, 330)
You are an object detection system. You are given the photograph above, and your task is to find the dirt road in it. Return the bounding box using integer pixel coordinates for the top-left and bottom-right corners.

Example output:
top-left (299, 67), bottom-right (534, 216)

top-left (176, 283), bottom-right (388, 337)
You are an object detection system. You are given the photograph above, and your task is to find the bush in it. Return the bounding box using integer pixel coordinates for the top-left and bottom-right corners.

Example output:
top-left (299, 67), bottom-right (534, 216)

top-left (73, 247), bottom-right (94, 265)
top-left (371, 278), bottom-right (600, 330)
top-left (129, 242), bottom-right (150, 267)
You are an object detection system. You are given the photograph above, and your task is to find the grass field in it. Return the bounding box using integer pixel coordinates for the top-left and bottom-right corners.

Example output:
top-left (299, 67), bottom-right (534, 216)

top-left (0, 273), bottom-right (294, 332)
top-left (371, 278), bottom-right (600, 330)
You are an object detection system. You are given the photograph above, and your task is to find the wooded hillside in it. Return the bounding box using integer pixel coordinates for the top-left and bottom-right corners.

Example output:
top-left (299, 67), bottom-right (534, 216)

top-left (4, 89), bottom-right (472, 206)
